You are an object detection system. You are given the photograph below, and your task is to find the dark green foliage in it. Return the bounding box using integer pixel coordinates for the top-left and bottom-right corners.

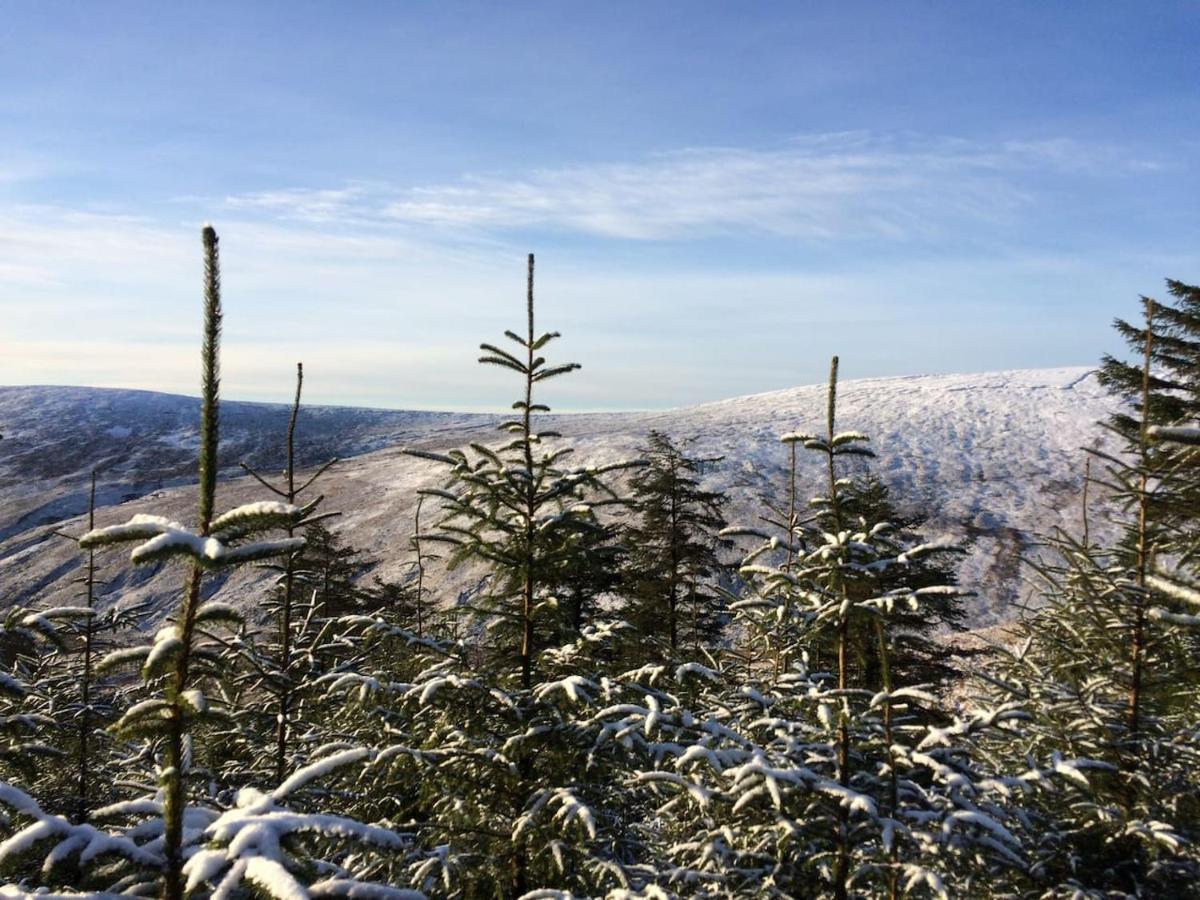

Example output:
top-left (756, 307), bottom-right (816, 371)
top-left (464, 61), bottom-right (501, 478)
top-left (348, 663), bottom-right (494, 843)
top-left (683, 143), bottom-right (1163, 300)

top-left (37, 472), bottom-right (147, 823)
top-left (619, 430), bottom-right (730, 657)
top-left (1097, 282), bottom-right (1200, 552)
top-left (1098, 281), bottom-right (1200, 445)
top-left (986, 528), bottom-right (1200, 895)
top-left (294, 521), bottom-right (373, 617)
top-left (981, 284), bottom-right (1200, 896)
top-left (547, 517), bottom-right (624, 639)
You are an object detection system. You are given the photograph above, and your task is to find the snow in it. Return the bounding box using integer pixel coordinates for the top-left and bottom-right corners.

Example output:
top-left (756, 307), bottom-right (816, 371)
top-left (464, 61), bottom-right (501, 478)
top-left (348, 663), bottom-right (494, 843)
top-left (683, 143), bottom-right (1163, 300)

top-left (1147, 424), bottom-right (1200, 445)
top-left (145, 626), bottom-right (182, 669)
top-left (210, 501), bottom-right (303, 534)
top-left (309, 881), bottom-right (425, 899)
top-left (1149, 606), bottom-right (1200, 626)
top-left (79, 512), bottom-right (304, 569)
top-left (272, 748), bottom-right (369, 801)
top-left (242, 857), bottom-right (307, 900)
top-left (1147, 573), bottom-right (1200, 608)
top-left (675, 662), bottom-right (720, 683)
top-left (173, 754), bottom-right (409, 899)
top-left (1, 367), bottom-right (1117, 625)
top-left (0, 783), bottom-right (161, 870)
top-left (533, 675), bottom-right (598, 704)
top-left (80, 513), bottom-right (186, 546)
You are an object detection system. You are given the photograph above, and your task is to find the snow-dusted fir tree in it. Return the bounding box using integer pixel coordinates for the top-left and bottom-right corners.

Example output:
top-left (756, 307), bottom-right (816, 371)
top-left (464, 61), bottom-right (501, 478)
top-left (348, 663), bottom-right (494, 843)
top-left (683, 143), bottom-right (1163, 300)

top-left (313, 254), bottom-right (653, 897)
top-left (632, 357), bottom-right (1044, 899)
top-left (0, 607), bottom-right (64, 786)
top-left (405, 253), bottom-right (637, 688)
top-left (37, 471), bottom-right (146, 823)
top-left (619, 431), bottom-right (729, 659)
top-left (325, 617), bottom-right (667, 897)
top-left (813, 471), bottom-right (971, 696)
top-left (216, 361), bottom-right (346, 788)
top-left (984, 298), bottom-right (1200, 896)
top-left (0, 226), bottom-right (412, 899)
top-left (1098, 283), bottom-right (1200, 551)
top-left (75, 225), bottom-right (312, 898)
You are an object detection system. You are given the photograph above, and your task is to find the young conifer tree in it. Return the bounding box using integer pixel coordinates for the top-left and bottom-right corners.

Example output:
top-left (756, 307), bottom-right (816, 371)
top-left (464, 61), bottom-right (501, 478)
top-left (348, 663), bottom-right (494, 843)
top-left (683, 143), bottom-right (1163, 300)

top-left (318, 254), bottom-right (649, 896)
top-left (619, 430), bottom-right (729, 658)
top-left (0, 607), bottom-right (64, 786)
top-left (227, 361), bottom-right (342, 786)
top-left (683, 357), bottom-right (1040, 898)
top-left (405, 253), bottom-right (636, 688)
top-left (812, 471), bottom-right (971, 695)
top-left (39, 471), bottom-right (146, 823)
top-left (73, 226), bottom-right (319, 897)
top-left (984, 297), bottom-right (1200, 895)
top-left (0, 226), bottom-right (407, 899)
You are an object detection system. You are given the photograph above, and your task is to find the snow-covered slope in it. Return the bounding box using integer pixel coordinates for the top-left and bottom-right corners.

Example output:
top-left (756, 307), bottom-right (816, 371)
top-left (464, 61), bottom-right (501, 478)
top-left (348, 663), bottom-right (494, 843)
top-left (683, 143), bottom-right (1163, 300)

top-left (0, 368), bottom-right (1116, 626)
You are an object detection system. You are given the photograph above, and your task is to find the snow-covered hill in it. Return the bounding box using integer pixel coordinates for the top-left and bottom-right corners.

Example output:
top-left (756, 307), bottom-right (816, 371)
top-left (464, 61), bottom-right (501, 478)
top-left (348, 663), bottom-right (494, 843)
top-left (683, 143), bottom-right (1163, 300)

top-left (0, 367), bottom-right (1116, 626)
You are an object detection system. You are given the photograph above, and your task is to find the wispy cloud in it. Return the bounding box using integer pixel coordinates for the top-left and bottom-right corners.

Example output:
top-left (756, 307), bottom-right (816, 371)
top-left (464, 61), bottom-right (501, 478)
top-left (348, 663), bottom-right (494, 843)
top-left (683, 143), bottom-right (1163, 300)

top-left (223, 133), bottom-right (1158, 242)
top-left (0, 205), bottom-right (193, 292)
top-left (0, 132), bottom-right (1182, 410)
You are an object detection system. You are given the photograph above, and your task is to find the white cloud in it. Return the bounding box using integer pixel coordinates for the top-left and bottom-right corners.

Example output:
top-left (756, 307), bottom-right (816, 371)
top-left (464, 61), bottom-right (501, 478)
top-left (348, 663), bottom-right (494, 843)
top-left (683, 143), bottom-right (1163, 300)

top-left (0, 132), bottom-right (1181, 410)
top-left (222, 133), bottom-right (1156, 242)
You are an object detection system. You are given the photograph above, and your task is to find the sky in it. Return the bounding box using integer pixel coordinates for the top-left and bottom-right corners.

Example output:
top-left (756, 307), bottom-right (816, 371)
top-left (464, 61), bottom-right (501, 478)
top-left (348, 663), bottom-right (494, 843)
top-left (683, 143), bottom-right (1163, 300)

top-left (1, 1), bottom-right (1197, 411)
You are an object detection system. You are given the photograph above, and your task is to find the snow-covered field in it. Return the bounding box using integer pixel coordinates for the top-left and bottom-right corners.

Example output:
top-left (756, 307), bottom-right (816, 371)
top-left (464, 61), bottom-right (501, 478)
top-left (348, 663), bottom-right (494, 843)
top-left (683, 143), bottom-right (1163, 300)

top-left (0, 367), bottom-right (1116, 627)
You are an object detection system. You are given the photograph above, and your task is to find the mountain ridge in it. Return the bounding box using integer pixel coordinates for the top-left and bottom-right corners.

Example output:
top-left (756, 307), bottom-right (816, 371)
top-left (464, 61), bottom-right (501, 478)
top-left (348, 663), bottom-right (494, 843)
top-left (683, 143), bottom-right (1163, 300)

top-left (0, 366), bottom-right (1116, 627)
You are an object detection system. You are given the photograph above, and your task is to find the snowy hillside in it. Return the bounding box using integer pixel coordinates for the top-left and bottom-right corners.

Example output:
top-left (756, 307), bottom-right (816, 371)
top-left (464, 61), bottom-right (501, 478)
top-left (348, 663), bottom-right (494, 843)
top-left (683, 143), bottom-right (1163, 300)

top-left (0, 367), bottom-right (1116, 627)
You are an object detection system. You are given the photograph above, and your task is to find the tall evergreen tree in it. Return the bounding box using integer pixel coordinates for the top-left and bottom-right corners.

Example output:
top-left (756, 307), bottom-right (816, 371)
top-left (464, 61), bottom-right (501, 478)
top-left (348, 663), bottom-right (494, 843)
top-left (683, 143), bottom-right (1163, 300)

top-left (406, 252), bottom-right (637, 688)
top-left (983, 298), bottom-right (1200, 895)
top-left (350, 253), bottom-right (650, 896)
top-left (1097, 282), bottom-right (1200, 551)
top-left (0, 226), bottom-right (405, 899)
top-left (75, 226), bottom-right (311, 898)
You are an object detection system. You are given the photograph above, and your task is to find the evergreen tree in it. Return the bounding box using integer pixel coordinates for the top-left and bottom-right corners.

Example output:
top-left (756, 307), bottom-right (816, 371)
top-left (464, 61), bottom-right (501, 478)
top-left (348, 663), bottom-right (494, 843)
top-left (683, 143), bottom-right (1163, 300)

top-left (1097, 282), bottom-right (1200, 551)
top-left (405, 253), bottom-right (637, 688)
top-left (38, 471), bottom-right (147, 823)
top-left (0, 226), bottom-right (406, 899)
top-left (620, 430), bottom-right (729, 658)
top-left (983, 298), bottom-right (1200, 896)
top-left (543, 512), bottom-right (624, 640)
top-left (0, 606), bottom-right (63, 785)
top-left (298, 522), bottom-right (375, 617)
top-left (234, 362), bottom-right (340, 784)
top-left (700, 357), bottom-right (1037, 898)
top-left (821, 471), bottom-right (971, 694)
top-left (327, 253), bottom-right (650, 896)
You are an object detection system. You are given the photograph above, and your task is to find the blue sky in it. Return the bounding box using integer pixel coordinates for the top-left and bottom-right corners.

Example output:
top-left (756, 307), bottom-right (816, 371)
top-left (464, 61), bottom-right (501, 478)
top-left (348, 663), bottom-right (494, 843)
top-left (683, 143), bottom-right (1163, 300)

top-left (1, 1), bottom-right (1197, 410)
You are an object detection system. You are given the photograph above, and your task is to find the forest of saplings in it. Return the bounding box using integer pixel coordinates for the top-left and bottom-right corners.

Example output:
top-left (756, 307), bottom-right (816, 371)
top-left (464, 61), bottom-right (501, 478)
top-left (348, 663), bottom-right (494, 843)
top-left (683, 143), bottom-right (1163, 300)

top-left (0, 224), bottom-right (1198, 900)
